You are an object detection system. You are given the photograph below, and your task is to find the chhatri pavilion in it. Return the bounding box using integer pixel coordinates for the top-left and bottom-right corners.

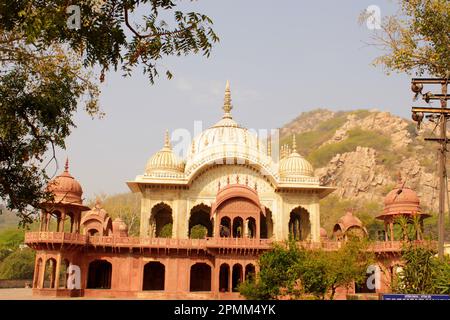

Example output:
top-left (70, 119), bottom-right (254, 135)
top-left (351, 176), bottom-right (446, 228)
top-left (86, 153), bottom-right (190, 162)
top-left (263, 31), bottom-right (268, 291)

top-left (25, 82), bottom-right (432, 299)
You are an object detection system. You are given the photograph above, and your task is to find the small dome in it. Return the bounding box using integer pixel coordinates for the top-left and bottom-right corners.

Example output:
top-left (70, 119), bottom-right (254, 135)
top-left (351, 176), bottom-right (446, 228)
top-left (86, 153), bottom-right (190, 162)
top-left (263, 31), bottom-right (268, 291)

top-left (384, 185), bottom-right (420, 213)
top-left (279, 135), bottom-right (314, 178)
top-left (335, 211), bottom-right (364, 233)
top-left (378, 177), bottom-right (427, 220)
top-left (47, 159), bottom-right (83, 205)
top-left (145, 131), bottom-right (184, 175)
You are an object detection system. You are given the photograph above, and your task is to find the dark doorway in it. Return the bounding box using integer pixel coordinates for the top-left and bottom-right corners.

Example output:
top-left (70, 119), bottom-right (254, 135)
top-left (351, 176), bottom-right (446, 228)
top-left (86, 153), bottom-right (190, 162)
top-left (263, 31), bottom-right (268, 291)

top-left (232, 264), bottom-right (243, 292)
top-left (87, 260), bottom-right (112, 289)
top-left (190, 263), bottom-right (211, 292)
top-left (219, 264), bottom-right (230, 292)
top-left (142, 262), bottom-right (165, 290)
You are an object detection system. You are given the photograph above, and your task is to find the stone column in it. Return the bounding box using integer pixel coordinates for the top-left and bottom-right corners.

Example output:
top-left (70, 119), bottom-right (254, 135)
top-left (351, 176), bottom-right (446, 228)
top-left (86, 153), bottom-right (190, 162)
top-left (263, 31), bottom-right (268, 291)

top-left (60, 209), bottom-right (66, 232)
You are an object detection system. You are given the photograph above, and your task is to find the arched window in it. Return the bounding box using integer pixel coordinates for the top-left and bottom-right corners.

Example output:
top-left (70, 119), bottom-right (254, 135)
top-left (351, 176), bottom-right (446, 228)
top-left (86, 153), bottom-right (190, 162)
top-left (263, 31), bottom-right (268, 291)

top-left (260, 209), bottom-right (273, 239)
top-left (219, 264), bottom-right (230, 292)
top-left (44, 258), bottom-right (57, 288)
top-left (87, 260), bottom-right (112, 289)
top-left (59, 259), bottom-right (70, 289)
top-left (245, 264), bottom-right (256, 281)
top-left (150, 203), bottom-right (173, 238)
top-left (232, 217), bottom-right (243, 238)
top-left (232, 264), bottom-right (243, 292)
top-left (142, 262), bottom-right (165, 291)
top-left (220, 217), bottom-right (231, 238)
top-left (289, 207), bottom-right (310, 241)
top-left (189, 204), bottom-right (213, 239)
top-left (247, 217), bottom-right (256, 238)
top-left (190, 263), bottom-right (211, 292)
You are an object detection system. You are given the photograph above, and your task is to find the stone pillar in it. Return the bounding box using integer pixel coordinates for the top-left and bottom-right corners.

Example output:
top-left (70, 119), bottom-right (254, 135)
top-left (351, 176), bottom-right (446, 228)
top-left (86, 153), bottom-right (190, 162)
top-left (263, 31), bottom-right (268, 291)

top-left (389, 221), bottom-right (394, 242)
top-left (244, 219), bottom-right (249, 238)
top-left (60, 209), bottom-right (66, 232)
top-left (54, 254), bottom-right (61, 289)
top-left (46, 213), bottom-right (51, 231)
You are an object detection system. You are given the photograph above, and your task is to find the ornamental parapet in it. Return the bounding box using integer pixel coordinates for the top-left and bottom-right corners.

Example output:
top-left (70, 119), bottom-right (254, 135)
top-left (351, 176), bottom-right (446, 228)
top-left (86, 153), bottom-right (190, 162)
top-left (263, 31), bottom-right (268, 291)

top-left (24, 232), bottom-right (436, 253)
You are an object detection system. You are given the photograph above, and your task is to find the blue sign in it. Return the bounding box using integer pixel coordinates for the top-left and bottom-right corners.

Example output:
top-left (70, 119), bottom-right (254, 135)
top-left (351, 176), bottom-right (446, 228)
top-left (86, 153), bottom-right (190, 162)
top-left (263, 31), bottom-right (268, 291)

top-left (382, 294), bottom-right (450, 300)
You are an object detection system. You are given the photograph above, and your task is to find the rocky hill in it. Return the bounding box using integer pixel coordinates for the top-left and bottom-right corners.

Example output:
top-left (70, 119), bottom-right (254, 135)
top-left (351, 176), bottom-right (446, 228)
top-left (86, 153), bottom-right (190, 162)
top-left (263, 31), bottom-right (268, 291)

top-left (280, 109), bottom-right (441, 213)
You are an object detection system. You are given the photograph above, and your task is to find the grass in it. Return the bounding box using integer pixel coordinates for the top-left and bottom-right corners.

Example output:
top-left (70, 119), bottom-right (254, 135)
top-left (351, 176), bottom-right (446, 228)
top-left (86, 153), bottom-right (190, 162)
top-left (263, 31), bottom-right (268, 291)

top-left (280, 112), bottom-right (349, 157)
top-left (307, 128), bottom-right (392, 168)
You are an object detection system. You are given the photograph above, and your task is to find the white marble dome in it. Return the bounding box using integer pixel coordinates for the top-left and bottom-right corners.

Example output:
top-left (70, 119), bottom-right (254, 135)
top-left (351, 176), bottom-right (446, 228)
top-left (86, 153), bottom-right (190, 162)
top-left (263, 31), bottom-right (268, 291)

top-left (184, 82), bottom-right (274, 177)
top-left (145, 131), bottom-right (185, 175)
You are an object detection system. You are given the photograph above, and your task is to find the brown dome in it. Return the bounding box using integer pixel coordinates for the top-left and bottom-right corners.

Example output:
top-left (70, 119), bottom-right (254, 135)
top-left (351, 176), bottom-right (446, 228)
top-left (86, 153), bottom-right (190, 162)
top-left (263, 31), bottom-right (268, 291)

top-left (334, 211), bottom-right (364, 233)
top-left (47, 159), bottom-right (83, 205)
top-left (377, 179), bottom-right (428, 220)
top-left (383, 185), bottom-right (420, 212)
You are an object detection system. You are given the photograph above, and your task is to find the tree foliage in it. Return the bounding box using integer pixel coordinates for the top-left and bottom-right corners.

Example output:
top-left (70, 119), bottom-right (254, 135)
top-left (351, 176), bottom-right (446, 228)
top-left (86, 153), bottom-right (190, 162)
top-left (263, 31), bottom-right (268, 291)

top-left (0, 1), bottom-right (218, 225)
top-left (190, 224), bottom-right (208, 239)
top-left (393, 244), bottom-right (450, 294)
top-left (363, 0), bottom-right (450, 77)
top-left (0, 247), bottom-right (35, 280)
top-left (239, 240), bottom-right (375, 300)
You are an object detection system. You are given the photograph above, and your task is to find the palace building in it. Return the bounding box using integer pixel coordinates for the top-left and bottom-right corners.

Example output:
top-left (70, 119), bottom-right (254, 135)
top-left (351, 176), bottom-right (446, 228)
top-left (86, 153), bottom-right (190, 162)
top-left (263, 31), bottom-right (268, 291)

top-left (25, 82), bottom-right (433, 299)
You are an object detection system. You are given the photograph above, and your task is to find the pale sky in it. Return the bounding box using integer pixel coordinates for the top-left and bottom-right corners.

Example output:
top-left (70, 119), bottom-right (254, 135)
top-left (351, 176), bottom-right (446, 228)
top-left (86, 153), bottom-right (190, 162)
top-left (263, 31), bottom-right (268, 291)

top-left (52, 0), bottom-right (415, 200)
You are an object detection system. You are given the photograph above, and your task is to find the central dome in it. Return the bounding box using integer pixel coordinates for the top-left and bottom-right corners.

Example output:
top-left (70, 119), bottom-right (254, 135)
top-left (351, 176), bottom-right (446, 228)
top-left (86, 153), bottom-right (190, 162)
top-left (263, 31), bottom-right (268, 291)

top-left (185, 81), bottom-right (272, 177)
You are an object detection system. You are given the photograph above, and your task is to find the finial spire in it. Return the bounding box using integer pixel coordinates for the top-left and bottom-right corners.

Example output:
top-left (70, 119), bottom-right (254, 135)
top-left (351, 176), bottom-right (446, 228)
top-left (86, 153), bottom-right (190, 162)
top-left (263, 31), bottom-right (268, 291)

top-left (164, 129), bottom-right (171, 149)
top-left (292, 134), bottom-right (297, 153)
top-left (64, 157), bottom-right (69, 172)
top-left (223, 80), bottom-right (233, 119)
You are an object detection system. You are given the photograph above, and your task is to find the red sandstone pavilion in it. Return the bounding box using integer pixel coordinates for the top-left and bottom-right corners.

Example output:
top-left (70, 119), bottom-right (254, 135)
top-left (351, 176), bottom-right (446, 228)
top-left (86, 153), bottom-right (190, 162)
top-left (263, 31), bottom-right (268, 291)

top-left (25, 82), bottom-right (434, 299)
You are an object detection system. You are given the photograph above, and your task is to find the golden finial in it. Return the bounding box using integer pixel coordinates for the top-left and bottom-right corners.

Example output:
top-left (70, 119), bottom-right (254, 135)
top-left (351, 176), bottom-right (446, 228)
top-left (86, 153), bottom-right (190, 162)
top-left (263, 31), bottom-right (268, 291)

top-left (64, 157), bottom-right (69, 172)
top-left (223, 80), bottom-right (233, 118)
top-left (292, 134), bottom-right (297, 153)
top-left (164, 129), bottom-right (171, 149)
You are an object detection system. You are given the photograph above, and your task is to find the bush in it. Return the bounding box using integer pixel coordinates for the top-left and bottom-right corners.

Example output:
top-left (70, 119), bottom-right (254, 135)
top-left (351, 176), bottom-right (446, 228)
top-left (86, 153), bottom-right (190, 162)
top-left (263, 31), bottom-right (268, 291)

top-left (159, 223), bottom-right (173, 238)
top-left (0, 248), bottom-right (35, 280)
top-left (190, 225), bottom-right (208, 239)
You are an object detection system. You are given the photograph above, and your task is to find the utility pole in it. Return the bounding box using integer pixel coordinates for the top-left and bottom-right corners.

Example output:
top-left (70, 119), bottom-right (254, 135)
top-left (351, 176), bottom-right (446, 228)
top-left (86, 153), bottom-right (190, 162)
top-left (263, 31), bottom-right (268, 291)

top-left (411, 77), bottom-right (449, 259)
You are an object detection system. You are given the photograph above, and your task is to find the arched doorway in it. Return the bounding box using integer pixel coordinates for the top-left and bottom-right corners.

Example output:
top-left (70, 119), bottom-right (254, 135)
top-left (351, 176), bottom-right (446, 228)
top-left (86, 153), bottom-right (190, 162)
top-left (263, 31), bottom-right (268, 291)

top-left (245, 264), bottom-right (256, 281)
top-left (232, 217), bottom-right (243, 238)
top-left (289, 207), bottom-right (310, 241)
top-left (219, 264), bottom-right (230, 292)
top-left (150, 203), bottom-right (173, 238)
top-left (232, 264), bottom-right (243, 292)
top-left (44, 258), bottom-right (56, 288)
top-left (190, 263), bottom-right (211, 292)
top-left (87, 260), bottom-right (112, 289)
top-left (142, 262), bottom-right (165, 291)
top-left (189, 204), bottom-right (213, 238)
top-left (260, 209), bottom-right (273, 239)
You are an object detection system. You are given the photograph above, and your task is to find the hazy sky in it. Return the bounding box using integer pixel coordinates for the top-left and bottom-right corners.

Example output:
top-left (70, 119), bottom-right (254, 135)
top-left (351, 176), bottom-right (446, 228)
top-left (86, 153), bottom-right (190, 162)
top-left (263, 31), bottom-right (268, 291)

top-left (54, 0), bottom-right (415, 200)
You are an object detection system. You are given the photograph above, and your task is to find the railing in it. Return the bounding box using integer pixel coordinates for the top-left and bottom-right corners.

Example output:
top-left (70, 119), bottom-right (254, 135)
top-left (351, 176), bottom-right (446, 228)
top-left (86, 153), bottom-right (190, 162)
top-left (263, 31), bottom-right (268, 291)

top-left (25, 232), bottom-right (436, 252)
top-left (205, 237), bottom-right (272, 249)
top-left (25, 232), bottom-right (87, 245)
